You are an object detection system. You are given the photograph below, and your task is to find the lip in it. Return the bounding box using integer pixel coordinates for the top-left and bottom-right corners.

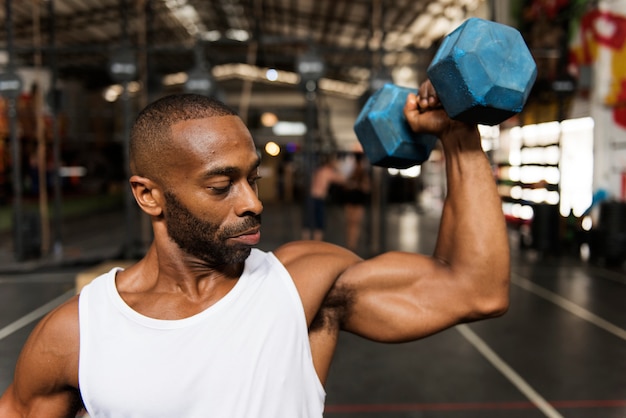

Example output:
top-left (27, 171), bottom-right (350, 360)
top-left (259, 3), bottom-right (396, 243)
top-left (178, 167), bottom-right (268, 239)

top-left (230, 228), bottom-right (261, 246)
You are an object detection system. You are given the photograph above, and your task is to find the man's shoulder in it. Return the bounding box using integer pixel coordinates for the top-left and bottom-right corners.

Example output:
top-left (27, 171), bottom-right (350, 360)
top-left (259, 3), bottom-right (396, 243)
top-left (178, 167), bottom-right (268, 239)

top-left (14, 296), bottom-right (80, 391)
top-left (273, 241), bottom-right (361, 295)
top-left (274, 240), bottom-right (360, 267)
top-left (37, 296), bottom-right (80, 352)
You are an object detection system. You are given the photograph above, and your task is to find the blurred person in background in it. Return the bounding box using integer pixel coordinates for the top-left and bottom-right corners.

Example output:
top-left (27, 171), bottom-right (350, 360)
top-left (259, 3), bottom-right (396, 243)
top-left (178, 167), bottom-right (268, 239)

top-left (301, 153), bottom-right (345, 241)
top-left (342, 153), bottom-right (371, 252)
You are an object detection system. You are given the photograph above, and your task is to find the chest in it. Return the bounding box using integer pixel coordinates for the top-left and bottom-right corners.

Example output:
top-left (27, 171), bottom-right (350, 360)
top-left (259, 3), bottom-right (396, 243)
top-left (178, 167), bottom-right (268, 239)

top-left (79, 270), bottom-right (323, 417)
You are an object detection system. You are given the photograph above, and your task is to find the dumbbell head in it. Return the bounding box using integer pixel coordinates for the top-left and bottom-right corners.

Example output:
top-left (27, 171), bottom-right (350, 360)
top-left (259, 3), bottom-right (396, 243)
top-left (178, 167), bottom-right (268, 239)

top-left (354, 84), bottom-right (438, 169)
top-left (427, 17), bottom-right (537, 126)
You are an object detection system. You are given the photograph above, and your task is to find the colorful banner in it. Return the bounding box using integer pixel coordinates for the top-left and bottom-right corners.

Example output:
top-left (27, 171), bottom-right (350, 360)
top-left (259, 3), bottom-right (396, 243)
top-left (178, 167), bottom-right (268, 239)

top-left (569, 7), bottom-right (626, 126)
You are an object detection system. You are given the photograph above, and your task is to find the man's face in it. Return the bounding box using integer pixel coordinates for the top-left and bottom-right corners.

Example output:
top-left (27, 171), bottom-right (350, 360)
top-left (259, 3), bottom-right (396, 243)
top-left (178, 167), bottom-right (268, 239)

top-left (159, 115), bottom-right (264, 266)
top-left (163, 190), bottom-right (261, 266)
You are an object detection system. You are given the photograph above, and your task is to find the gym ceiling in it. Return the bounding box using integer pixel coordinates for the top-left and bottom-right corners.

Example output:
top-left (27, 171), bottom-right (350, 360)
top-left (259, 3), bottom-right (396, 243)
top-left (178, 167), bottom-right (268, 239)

top-left (0, 0), bottom-right (490, 94)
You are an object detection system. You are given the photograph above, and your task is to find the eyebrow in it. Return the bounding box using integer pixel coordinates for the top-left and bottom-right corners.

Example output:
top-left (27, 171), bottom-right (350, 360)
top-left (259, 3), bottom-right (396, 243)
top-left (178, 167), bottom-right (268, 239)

top-left (202, 155), bottom-right (261, 179)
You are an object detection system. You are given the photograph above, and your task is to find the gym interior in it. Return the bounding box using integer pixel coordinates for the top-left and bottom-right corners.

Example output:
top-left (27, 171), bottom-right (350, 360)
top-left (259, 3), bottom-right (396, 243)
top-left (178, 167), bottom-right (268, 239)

top-left (1, 0), bottom-right (625, 417)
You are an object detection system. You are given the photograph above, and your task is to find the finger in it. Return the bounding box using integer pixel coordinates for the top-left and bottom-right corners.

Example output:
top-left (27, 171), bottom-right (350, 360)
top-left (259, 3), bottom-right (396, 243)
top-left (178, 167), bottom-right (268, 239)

top-left (406, 92), bottom-right (418, 108)
top-left (403, 97), bottom-right (421, 131)
top-left (417, 95), bottom-right (430, 113)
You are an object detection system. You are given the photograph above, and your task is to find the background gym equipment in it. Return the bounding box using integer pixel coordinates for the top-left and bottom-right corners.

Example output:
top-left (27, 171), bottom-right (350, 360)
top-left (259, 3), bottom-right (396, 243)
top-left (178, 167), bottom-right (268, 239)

top-left (354, 17), bottom-right (538, 168)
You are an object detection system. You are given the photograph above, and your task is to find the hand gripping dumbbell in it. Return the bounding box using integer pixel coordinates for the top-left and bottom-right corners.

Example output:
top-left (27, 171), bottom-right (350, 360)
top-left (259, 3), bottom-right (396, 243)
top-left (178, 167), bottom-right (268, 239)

top-left (354, 17), bottom-right (538, 169)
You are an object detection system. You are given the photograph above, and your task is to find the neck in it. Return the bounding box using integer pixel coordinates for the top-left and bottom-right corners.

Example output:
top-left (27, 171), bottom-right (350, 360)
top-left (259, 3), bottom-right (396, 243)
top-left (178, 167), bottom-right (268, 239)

top-left (115, 245), bottom-right (244, 319)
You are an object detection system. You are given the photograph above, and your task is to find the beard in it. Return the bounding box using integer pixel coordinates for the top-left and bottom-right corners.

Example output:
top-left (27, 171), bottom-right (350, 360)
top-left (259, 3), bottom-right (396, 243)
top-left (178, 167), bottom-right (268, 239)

top-left (163, 191), bottom-right (261, 266)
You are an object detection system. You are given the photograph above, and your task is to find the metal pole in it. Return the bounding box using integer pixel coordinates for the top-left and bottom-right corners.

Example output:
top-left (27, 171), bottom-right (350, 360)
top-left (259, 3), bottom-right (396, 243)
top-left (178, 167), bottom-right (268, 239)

top-left (121, 81), bottom-right (136, 259)
top-left (118, 0), bottom-right (138, 259)
top-left (370, 0), bottom-right (386, 255)
top-left (33, 0), bottom-right (51, 257)
top-left (136, 0), bottom-right (151, 254)
top-left (303, 88), bottom-right (317, 239)
top-left (48, 0), bottom-right (63, 258)
top-left (5, 0), bottom-right (25, 261)
top-left (8, 99), bottom-right (22, 260)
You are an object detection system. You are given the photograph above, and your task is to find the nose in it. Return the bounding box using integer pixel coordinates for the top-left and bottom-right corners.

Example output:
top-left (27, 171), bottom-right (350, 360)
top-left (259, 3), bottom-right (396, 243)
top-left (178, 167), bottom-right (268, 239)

top-left (235, 181), bottom-right (263, 217)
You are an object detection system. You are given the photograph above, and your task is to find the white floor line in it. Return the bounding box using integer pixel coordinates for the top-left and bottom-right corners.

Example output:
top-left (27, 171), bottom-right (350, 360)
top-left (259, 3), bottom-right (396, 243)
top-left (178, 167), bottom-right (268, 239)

top-left (0, 289), bottom-right (75, 341)
top-left (512, 273), bottom-right (626, 342)
top-left (456, 324), bottom-right (564, 418)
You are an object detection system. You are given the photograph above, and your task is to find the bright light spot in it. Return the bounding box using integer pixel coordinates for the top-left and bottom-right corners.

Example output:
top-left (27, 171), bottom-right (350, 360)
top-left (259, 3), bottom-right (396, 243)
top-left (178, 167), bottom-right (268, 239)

top-left (59, 166), bottom-right (87, 177)
top-left (400, 165), bottom-right (421, 178)
top-left (103, 84), bottom-right (123, 102)
top-left (397, 210), bottom-right (420, 251)
top-left (201, 30), bottom-right (221, 41)
top-left (510, 185), bottom-right (523, 199)
top-left (546, 191), bottom-right (560, 205)
top-left (177, 4), bottom-right (197, 20)
top-left (163, 72), bottom-right (188, 86)
top-left (561, 117), bottom-right (594, 132)
top-left (164, 0), bottom-right (207, 37)
top-left (509, 148), bottom-right (522, 166)
top-left (387, 166), bottom-right (421, 178)
top-left (226, 29), bottom-right (249, 41)
top-left (512, 203), bottom-right (534, 220)
top-left (103, 89), bottom-right (118, 102)
top-left (264, 141), bottom-right (281, 157)
top-left (520, 205), bottom-right (534, 220)
top-left (544, 145), bottom-right (560, 165)
top-left (478, 124), bottom-right (500, 138)
top-left (266, 68), bottom-right (278, 81)
top-left (260, 112), bottom-right (278, 127)
top-left (520, 166), bottom-right (544, 184)
top-left (395, 65), bottom-right (414, 82)
top-left (511, 203), bottom-right (523, 218)
top-left (580, 243), bottom-right (590, 261)
top-left (582, 216), bottom-right (593, 231)
top-left (127, 81), bottom-right (141, 93)
top-left (537, 121), bottom-right (561, 145)
top-left (509, 126), bottom-right (523, 141)
top-left (545, 166), bottom-right (561, 184)
top-left (273, 121), bottom-right (306, 136)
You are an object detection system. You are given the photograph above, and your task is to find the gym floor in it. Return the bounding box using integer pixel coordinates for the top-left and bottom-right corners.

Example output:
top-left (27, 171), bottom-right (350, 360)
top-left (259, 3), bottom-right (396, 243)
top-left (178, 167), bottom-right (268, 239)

top-left (1, 201), bottom-right (625, 417)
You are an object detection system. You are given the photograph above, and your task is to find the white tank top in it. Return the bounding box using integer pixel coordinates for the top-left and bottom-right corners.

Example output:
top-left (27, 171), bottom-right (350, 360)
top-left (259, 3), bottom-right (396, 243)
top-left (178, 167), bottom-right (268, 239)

top-left (78, 249), bottom-right (325, 418)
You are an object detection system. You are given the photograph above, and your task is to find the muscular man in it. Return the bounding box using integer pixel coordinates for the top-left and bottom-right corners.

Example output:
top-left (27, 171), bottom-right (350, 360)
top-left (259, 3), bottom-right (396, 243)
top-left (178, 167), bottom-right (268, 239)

top-left (0, 80), bottom-right (510, 417)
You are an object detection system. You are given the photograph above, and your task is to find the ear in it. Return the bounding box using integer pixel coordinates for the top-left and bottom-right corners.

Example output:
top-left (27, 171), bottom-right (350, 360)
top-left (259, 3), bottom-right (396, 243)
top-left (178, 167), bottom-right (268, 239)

top-left (129, 175), bottom-right (163, 217)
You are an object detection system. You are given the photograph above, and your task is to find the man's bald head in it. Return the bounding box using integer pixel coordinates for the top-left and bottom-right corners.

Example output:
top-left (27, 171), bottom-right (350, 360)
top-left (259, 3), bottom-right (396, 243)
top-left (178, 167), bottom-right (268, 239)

top-left (129, 94), bottom-right (238, 182)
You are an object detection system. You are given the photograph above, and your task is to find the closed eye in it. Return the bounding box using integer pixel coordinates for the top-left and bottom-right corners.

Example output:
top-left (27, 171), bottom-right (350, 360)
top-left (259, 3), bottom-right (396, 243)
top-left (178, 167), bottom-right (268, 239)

top-left (208, 176), bottom-right (261, 195)
top-left (208, 181), bottom-right (232, 194)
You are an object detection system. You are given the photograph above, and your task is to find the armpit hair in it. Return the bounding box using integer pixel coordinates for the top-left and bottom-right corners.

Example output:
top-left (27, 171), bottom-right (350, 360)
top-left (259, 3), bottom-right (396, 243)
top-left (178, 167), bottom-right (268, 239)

top-left (309, 282), bottom-right (355, 334)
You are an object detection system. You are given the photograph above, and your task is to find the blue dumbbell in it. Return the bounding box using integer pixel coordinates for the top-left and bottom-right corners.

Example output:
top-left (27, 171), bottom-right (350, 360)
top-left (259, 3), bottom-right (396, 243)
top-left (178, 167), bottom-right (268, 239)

top-left (354, 17), bottom-right (537, 168)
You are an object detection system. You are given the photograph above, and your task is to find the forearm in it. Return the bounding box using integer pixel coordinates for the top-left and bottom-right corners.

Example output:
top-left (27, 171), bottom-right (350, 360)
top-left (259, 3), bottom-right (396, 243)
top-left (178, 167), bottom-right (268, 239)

top-left (434, 124), bottom-right (510, 316)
